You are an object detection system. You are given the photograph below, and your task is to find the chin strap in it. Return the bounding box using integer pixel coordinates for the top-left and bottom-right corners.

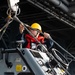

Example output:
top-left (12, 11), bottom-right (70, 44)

top-left (34, 30), bottom-right (39, 37)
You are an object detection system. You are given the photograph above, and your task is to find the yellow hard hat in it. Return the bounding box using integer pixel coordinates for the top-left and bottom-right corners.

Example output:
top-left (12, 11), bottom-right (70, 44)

top-left (30, 23), bottom-right (42, 31)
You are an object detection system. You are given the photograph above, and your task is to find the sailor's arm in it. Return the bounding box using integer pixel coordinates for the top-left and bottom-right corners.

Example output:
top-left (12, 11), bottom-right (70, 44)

top-left (19, 24), bottom-right (25, 34)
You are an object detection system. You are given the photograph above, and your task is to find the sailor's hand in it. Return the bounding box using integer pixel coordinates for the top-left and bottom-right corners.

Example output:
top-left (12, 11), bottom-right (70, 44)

top-left (19, 24), bottom-right (25, 34)
top-left (44, 32), bottom-right (51, 39)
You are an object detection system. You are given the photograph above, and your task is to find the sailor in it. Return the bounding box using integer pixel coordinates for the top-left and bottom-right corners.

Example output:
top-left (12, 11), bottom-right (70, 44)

top-left (19, 23), bottom-right (54, 50)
